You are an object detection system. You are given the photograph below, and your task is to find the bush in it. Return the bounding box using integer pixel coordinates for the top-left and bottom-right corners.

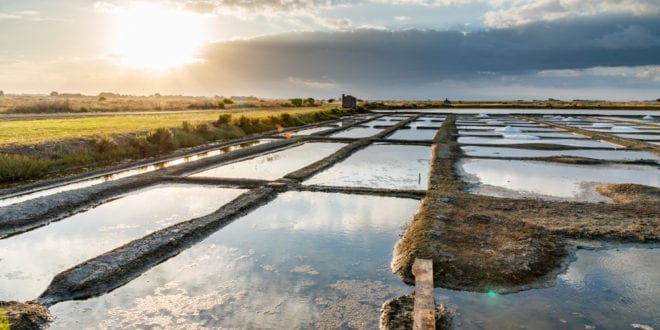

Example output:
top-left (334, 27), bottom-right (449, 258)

top-left (0, 308), bottom-right (9, 330)
top-left (210, 124), bottom-right (246, 140)
top-left (10, 100), bottom-right (73, 113)
top-left (290, 98), bottom-right (303, 107)
top-left (182, 121), bottom-right (194, 132)
top-left (0, 154), bottom-right (52, 183)
top-left (93, 135), bottom-right (118, 153)
top-left (187, 101), bottom-right (224, 109)
top-left (216, 114), bottom-right (232, 125)
top-left (173, 130), bottom-right (205, 148)
top-left (223, 98), bottom-right (234, 104)
top-left (148, 128), bottom-right (178, 152)
top-left (130, 134), bottom-right (153, 156)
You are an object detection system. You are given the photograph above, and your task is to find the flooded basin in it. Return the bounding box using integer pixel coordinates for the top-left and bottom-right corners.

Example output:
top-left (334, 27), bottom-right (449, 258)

top-left (461, 146), bottom-right (660, 161)
top-left (330, 126), bottom-right (384, 138)
top-left (48, 192), bottom-right (421, 329)
top-left (457, 136), bottom-right (616, 148)
top-left (0, 140), bottom-right (271, 208)
top-left (386, 127), bottom-right (438, 140)
top-left (457, 159), bottom-right (659, 201)
top-left (190, 142), bottom-right (345, 180)
top-left (288, 126), bottom-right (335, 136)
top-left (437, 246), bottom-right (659, 330)
top-left (0, 184), bottom-right (245, 301)
top-left (305, 144), bottom-right (431, 190)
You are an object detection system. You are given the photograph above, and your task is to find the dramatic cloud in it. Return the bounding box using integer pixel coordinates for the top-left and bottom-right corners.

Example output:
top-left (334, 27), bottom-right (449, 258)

top-left (193, 16), bottom-right (660, 86)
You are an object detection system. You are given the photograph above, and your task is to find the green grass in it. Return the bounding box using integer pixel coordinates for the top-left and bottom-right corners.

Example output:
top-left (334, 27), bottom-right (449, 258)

top-left (0, 308), bottom-right (9, 330)
top-left (0, 107), bottom-right (360, 184)
top-left (0, 107), bottom-right (333, 146)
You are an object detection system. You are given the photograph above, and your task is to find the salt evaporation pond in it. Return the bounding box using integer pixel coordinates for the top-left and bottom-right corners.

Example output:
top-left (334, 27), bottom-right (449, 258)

top-left (458, 159), bottom-right (659, 201)
top-left (288, 126), bottom-right (334, 136)
top-left (461, 146), bottom-right (660, 161)
top-left (613, 133), bottom-right (660, 141)
top-left (305, 144), bottom-right (431, 190)
top-left (190, 142), bottom-right (345, 180)
top-left (458, 136), bottom-right (616, 148)
top-left (386, 127), bottom-right (438, 140)
top-left (0, 140), bottom-right (270, 208)
top-left (48, 192), bottom-right (420, 329)
top-left (0, 184), bottom-right (245, 301)
top-left (438, 246), bottom-right (659, 329)
top-left (330, 126), bottom-right (384, 138)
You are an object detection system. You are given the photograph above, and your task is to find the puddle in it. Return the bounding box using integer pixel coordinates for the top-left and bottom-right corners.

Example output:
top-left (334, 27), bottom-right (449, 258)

top-left (457, 159), bottom-right (659, 201)
top-left (613, 134), bottom-right (660, 141)
top-left (0, 140), bottom-right (271, 208)
top-left (458, 136), bottom-right (615, 148)
top-left (461, 146), bottom-right (660, 161)
top-left (48, 192), bottom-right (421, 329)
top-left (287, 126), bottom-right (334, 136)
top-left (386, 127), bottom-right (437, 140)
top-left (190, 142), bottom-right (345, 180)
top-left (330, 126), bottom-right (384, 138)
top-left (0, 184), bottom-right (245, 301)
top-left (305, 144), bottom-right (431, 190)
top-left (437, 246), bottom-right (659, 330)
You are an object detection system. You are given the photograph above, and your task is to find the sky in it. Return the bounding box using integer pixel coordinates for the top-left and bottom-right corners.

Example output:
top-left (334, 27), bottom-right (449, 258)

top-left (1, 0), bottom-right (659, 100)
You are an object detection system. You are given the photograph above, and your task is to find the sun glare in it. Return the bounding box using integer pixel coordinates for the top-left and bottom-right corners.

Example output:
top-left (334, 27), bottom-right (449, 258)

top-left (111, 3), bottom-right (206, 70)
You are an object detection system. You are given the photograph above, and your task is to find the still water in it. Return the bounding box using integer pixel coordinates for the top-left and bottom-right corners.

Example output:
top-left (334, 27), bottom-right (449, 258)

top-left (0, 185), bottom-right (245, 301)
top-left (49, 192), bottom-right (421, 329)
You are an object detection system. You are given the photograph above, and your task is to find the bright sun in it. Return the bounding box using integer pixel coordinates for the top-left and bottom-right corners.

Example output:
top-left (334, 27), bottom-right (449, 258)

top-left (111, 3), bottom-right (206, 70)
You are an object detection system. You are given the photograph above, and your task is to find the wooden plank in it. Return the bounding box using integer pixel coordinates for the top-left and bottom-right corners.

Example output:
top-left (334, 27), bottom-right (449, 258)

top-left (412, 258), bottom-right (435, 330)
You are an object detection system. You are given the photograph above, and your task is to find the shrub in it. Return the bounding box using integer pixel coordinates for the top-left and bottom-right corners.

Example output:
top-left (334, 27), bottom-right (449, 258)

top-left (216, 114), bottom-right (232, 125)
top-left (223, 98), bottom-right (234, 104)
top-left (93, 135), bottom-right (118, 153)
top-left (181, 121), bottom-right (194, 132)
top-left (290, 98), bottom-right (303, 107)
top-left (187, 101), bottom-right (224, 109)
top-left (210, 124), bottom-right (246, 140)
top-left (10, 101), bottom-right (72, 113)
top-left (0, 308), bottom-right (9, 330)
top-left (130, 134), bottom-right (153, 156)
top-left (148, 128), bottom-right (178, 152)
top-left (173, 130), bottom-right (206, 148)
top-left (0, 154), bottom-right (52, 183)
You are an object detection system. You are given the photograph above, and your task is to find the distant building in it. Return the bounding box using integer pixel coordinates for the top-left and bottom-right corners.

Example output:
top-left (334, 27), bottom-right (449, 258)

top-left (342, 94), bottom-right (357, 109)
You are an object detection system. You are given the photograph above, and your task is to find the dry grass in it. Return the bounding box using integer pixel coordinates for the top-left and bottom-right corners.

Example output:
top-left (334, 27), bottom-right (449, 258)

top-left (0, 95), bottom-right (340, 113)
top-left (0, 108), bottom-right (333, 146)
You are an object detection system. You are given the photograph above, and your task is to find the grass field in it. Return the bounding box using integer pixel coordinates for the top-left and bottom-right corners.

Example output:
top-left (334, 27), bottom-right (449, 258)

top-left (0, 107), bottom-right (332, 146)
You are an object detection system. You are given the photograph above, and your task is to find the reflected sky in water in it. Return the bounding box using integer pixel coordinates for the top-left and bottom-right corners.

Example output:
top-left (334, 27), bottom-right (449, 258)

top-left (458, 159), bottom-right (659, 201)
top-left (458, 136), bottom-right (616, 148)
top-left (461, 146), bottom-right (660, 161)
top-left (0, 185), bottom-right (244, 301)
top-left (49, 192), bottom-right (420, 329)
top-left (437, 246), bottom-right (659, 329)
top-left (191, 142), bottom-right (344, 180)
top-left (387, 127), bottom-right (438, 140)
top-left (306, 144), bottom-right (431, 190)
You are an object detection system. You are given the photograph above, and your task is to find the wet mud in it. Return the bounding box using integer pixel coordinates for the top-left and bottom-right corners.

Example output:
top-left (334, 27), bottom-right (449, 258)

top-left (380, 295), bottom-right (452, 330)
top-left (392, 114), bottom-right (659, 294)
top-left (0, 301), bottom-right (50, 330)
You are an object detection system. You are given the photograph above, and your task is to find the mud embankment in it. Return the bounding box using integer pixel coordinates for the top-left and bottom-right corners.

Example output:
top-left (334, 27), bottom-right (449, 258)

top-left (38, 187), bottom-right (276, 306)
top-left (391, 114), bottom-right (659, 294)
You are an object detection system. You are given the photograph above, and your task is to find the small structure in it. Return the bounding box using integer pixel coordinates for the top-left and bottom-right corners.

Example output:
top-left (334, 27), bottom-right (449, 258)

top-left (342, 94), bottom-right (357, 109)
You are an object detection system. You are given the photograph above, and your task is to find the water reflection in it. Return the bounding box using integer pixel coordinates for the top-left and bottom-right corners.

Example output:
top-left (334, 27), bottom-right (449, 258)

top-left (305, 144), bottom-right (431, 190)
top-left (330, 126), bottom-right (384, 138)
top-left (387, 127), bottom-right (438, 140)
top-left (0, 185), bottom-right (245, 301)
top-left (190, 143), bottom-right (345, 180)
top-left (0, 140), bottom-right (269, 207)
top-left (461, 146), bottom-right (660, 161)
top-left (49, 192), bottom-right (421, 329)
top-left (458, 159), bottom-right (659, 201)
top-left (458, 136), bottom-right (616, 148)
top-left (438, 247), bottom-right (659, 329)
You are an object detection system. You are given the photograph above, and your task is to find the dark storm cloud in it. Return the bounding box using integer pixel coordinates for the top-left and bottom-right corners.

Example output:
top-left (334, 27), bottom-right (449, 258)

top-left (195, 15), bottom-right (660, 87)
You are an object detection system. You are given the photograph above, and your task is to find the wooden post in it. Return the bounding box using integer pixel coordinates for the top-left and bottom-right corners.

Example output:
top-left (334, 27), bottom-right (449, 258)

top-left (412, 258), bottom-right (435, 330)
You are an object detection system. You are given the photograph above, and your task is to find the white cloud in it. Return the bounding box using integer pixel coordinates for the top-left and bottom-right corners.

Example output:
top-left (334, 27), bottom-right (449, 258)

top-left (288, 77), bottom-right (339, 88)
top-left (484, 0), bottom-right (660, 28)
top-left (538, 66), bottom-right (660, 82)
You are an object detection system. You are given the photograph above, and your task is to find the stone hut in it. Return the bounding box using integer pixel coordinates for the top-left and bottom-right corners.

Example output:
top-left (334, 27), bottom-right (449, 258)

top-left (342, 94), bottom-right (357, 109)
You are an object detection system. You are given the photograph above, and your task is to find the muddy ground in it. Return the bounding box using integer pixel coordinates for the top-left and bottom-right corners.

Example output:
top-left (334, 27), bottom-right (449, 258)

top-left (392, 114), bottom-right (659, 295)
top-left (1, 111), bottom-right (658, 328)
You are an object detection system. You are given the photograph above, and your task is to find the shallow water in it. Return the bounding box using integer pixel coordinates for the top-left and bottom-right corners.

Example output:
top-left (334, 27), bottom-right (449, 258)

top-left (613, 134), bottom-right (660, 141)
top-left (439, 246), bottom-right (659, 330)
top-left (190, 142), bottom-right (345, 180)
top-left (0, 140), bottom-right (270, 208)
top-left (305, 144), bottom-right (431, 190)
top-left (287, 126), bottom-right (335, 136)
top-left (458, 159), bottom-right (659, 201)
top-left (49, 192), bottom-right (420, 329)
top-left (0, 184), bottom-right (245, 301)
top-left (461, 146), bottom-right (660, 161)
top-left (330, 126), bottom-right (384, 138)
top-left (458, 136), bottom-right (615, 148)
top-left (386, 127), bottom-right (438, 140)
